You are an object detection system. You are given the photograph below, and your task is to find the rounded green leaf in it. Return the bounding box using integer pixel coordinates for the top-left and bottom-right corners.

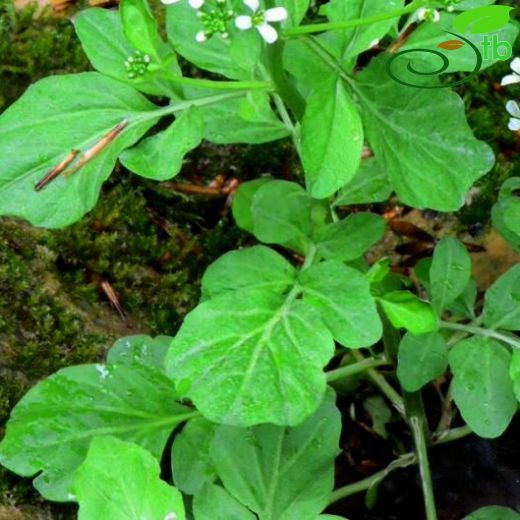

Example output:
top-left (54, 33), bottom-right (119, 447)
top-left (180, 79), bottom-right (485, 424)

top-left (483, 264), bottom-right (520, 331)
top-left (251, 180), bottom-right (313, 253)
top-left (120, 0), bottom-right (164, 59)
top-left (193, 485), bottom-right (256, 520)
top-left (201, 246), bottom-right (296, 300)
top-left (120, 107), bottom-right (204, 180)
top-left (429, 237), bottom-right (471, 313)
top-left (107, 334), bottom-right (172, 371)
top-left (300, 261), bottom-right (382, 348)
top-left (0, 363), bottom-right (192, 500)
top-left (379, 291), bottom-right (438, 335)
top-left (315, 212), bottom-right (387, 262)
top-left (232, 178), bottom-right (273, 234)
top-left (449, 337), bottom-right (516, 438)
top-left (74, 8), bottom-right (180, 97)
top-left (301, 77), bottom-right (363, 198)
top-left (464, 505), bottom-right (520, 520)
top-left (166, 289), bottom-right (335, 426)
top-left (74, 437), bottom-right (185, 520)
top-left (208, 390), bottom-right (341, 519)
top-left (397, 332), bottom-right (448, 391)
top-left (171, 418), bottom-right (218, 496)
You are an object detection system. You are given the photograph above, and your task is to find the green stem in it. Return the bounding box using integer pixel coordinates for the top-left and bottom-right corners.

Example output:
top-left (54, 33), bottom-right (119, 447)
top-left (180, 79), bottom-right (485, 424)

top-left (406, 392), bottom-right (437, 520)
top-left (136, 91), bottom-right (249, 122)
top-left (440, 321), bottom-right (520, 350)
top-left (283, 0), bottom-right (427, 38)
top-left (326, 356), bottom-right (388, 383)
top-left (352, 351), bottom-right (406, 419)
top-left (432, 425), bottom-right (472, 445)
top-left (329, 425), bottom-right (472, 504)
top-left (163, 70), bottom-right (272, 91)
top-left (329, 453), bottom-right (416, 504)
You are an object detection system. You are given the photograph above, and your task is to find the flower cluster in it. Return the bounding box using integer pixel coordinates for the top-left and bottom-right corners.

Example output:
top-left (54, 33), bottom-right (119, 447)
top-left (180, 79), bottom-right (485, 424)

top-left (501, 58), bottom-right (520, 132)
top-left (161, 0), bottom-right (288, 44)
top-left (416, 7), bottom-right (441, 23)
top-left (124, 51), bottom-right (151, 79)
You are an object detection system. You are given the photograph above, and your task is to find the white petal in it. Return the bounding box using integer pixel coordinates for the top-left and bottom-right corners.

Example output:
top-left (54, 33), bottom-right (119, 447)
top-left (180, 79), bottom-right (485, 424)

top-left (265, 7), bottom-right (288, 22)
top-left (235, 15), bottom-right (253, 30)
top-left (431, 9), bottom-right (441, 22)
top-left (508, 118), bottom-right (520, 131)
top-left (195, 31), bottom-right (207, 42)
top-left (506, 100), bottom-right (520, 117)
top-left (257, 22), bottom-right (278, 44)
top-left (161, 0), bottom-right (180, 4)
top-left (243, 0), bottom-right (259, 12)
top-left (416, 7), bottom-right (427, 20)
top-left (511, 57), bottom-right (520, 75)
top-left (501, 74), bottom-right (520, 86)
top-left (189, 0), bottom-right (204, 8)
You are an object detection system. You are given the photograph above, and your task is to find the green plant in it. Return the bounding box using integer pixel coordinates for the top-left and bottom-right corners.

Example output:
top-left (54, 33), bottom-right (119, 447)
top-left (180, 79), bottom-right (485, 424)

top-left (0, 0), bottom-right (520, 519)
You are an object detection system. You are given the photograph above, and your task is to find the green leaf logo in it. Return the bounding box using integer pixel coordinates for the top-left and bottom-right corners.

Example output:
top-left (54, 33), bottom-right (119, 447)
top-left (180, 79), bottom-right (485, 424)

top-left (453, 5), bottom-right (513, 35)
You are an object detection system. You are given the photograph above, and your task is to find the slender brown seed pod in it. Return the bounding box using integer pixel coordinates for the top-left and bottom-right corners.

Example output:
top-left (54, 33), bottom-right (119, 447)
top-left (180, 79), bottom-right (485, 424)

top-left (34, 149), bottom-right (79, 192)
top-left (64, 119), bottom-right (129, 178)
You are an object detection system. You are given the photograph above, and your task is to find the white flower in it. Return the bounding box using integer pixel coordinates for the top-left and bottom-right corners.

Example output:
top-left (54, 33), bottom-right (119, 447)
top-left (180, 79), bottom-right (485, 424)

top-left (506, 100), bottom-right (520, 131)
top-left (235, 0), bottom-right (288, 44)
top-left (501, 57), bottom-right (520, 87)
top-left (161, 0), bottom-right (204, 8)
top-left (417, 7), bottom-right (441, 23)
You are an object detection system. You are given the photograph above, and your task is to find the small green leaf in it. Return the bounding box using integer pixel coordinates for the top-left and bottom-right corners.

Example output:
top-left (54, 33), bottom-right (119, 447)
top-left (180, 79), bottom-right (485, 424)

top-left (193, 485), bottom-right (257, 520)
top-left (315, 212), bottom-right (387, 262)
top-left (397, 332), bottom-right (448, 391)
top-left (334, 158), bottom-right (392, 206)
top-left (509, 350), bottom-right (520, 403)
top-left (453, 5), bottom-right (513, 34)
top-left (202, 93), bottom-right (290, 144)
top-left (232, 178), bottom-right (272, 234)
top-left (120, 107), bottom-right (204, 180)
top-left (201, 246), bottom-right (296, 300)
top-left (171, 418), bottom-right (217, 495)
top-left (464, 506), bottom-right (520, 520)
top-left (483, 264), bottom-right (520, 331)
top-left (449, 337), bottom-right (516, 438)
top-left (107, 334), bottom-right (172, 371)
top-left (166, 289), bottom-right (334, 426)
top-left (378, 291), bottom-right (438, 335)
top-left (208, 390), bottom-right (341, 519)
top-left (321, 0), bottom-right (404, 62)
top-left (74, 437), bottom-right (185, 520)
top-left (300, 261), bottom-right (382, 348)
top-left (429, 237), bottom-right (471, 313)
top-left (0, 363), bottom-right (191, 500)
top-left (251, 180), bottom-right (313, 253)
top-left (120, 0), bottom-right (164, 60)
top-left (301, 77), bottom-right (363, 198)
top-left (74, 8), bottom-right (180, 97)
top-left (447, 280), bottom-right (477, 319)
